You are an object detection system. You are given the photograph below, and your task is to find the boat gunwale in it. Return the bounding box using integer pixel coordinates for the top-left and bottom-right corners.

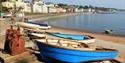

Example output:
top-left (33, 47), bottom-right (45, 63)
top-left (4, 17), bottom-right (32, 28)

top-left (35, 39), bottom-right (118, 52)
top-left (24, 28), bottom-right (46, 33)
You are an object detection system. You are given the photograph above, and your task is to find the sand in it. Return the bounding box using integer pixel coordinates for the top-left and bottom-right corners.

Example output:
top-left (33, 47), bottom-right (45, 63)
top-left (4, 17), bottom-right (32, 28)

top-left (0, 13), bottom-right (125, 60)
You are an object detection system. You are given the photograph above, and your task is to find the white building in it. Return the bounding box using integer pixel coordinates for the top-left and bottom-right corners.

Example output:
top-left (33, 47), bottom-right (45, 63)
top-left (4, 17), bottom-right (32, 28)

top-left (88, 8), bottom-right (95, 12)
top-left (42, 3), bottom-right (66, 13)
top-left (32, 1), bottom-right (44, 13)
top-left (41, 2), bottom-right (56, 13)
top-left (23, 3), bottom-right (31, 12)
top-left (2, 0), bottom-right (66, 13)
top-left (2, 0), bottom-right (24, 10)
top-left (2, 1), bottom-right (14, 8)
top-left (41, 5), bottom-right (48, 13)
top-left (31, 0), bottom-right (56, 13)
top-left (75, 8), bottom-right (83, 12)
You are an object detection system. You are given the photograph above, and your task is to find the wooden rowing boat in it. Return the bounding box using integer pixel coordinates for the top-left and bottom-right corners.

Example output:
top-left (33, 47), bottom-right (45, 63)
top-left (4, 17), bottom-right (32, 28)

top-left (35, 39), bottom-right (118, 63)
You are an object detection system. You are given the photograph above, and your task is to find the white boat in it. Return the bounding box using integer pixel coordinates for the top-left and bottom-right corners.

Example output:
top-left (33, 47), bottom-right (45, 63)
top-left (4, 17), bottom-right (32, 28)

top-left (30, 33), bottom-right (46, 38)
top-left (28, 33), bottom-right (46, 39)
top-left (15, 22), bottom-right (51, 30)
top-left (27, 21), bottom-right (51, 29)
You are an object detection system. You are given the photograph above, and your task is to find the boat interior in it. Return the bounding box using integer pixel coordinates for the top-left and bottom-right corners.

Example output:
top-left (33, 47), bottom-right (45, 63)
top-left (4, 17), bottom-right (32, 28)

top-left (36, 39), bottom-right (117, 52)
top-left (47, 32), bottom-right (95, 40)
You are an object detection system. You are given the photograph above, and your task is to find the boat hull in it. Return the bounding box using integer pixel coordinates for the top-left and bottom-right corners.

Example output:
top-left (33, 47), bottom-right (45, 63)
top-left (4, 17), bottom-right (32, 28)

top-left (28, 33), bottom-right (46, 39)
top-left (27, 22), bottom-right (51, 29)
top-left (15, 22), bottom-right (50, 30)
top-left (35, 41), bottom-right (118, 63)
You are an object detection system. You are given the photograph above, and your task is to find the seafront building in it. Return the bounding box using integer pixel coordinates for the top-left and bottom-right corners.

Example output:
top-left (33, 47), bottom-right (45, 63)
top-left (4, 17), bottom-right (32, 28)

top-left (2, 0), bottom-right (66, 13)
top-left (2, 0), bottom-right (26, 12)
top-left (1, 0), bottom-right (99, 14)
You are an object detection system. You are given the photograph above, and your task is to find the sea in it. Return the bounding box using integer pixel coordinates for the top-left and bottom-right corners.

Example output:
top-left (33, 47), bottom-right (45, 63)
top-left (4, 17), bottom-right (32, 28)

top-left (46, 12), bottom-right (125, 36)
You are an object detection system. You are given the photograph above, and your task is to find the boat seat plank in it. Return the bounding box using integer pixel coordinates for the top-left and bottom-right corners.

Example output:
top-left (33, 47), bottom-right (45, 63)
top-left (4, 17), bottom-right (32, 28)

top-left (36, 39), bottom-right (97, 51)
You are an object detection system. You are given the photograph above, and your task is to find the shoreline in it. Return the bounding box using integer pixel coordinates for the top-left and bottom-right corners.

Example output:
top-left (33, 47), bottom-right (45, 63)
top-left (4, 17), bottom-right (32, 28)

top-left (27, 13), bottom-right (125, 58)
top-left (25, 13), bottom-right (125, 44)
top-left (51, 26), bottom-right (125, 44)
top-left (26, 12), bottom-right (125, 37)
top-left (25, 12), bottom-right (88, 21)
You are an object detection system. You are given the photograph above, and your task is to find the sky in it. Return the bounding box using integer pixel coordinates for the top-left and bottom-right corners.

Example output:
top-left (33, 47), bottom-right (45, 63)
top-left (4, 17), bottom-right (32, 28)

top-left (26, 0), bottom-right (125, 9)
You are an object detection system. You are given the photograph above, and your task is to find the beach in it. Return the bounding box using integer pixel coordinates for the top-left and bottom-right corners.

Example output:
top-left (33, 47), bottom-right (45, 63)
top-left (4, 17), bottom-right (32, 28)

top-left (26, 13), bottom-right (125, 59)
top-left (0, 13), bottom-right (125, 62)
top-left (26, 13), bottom-right (125, 44)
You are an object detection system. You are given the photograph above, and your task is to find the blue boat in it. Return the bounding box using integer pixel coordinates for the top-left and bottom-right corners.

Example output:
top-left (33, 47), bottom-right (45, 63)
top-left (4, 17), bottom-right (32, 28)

top-left (47, 32), bottom-right (95, 44)
top-left (35, 39), bottom-right (118, 63)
